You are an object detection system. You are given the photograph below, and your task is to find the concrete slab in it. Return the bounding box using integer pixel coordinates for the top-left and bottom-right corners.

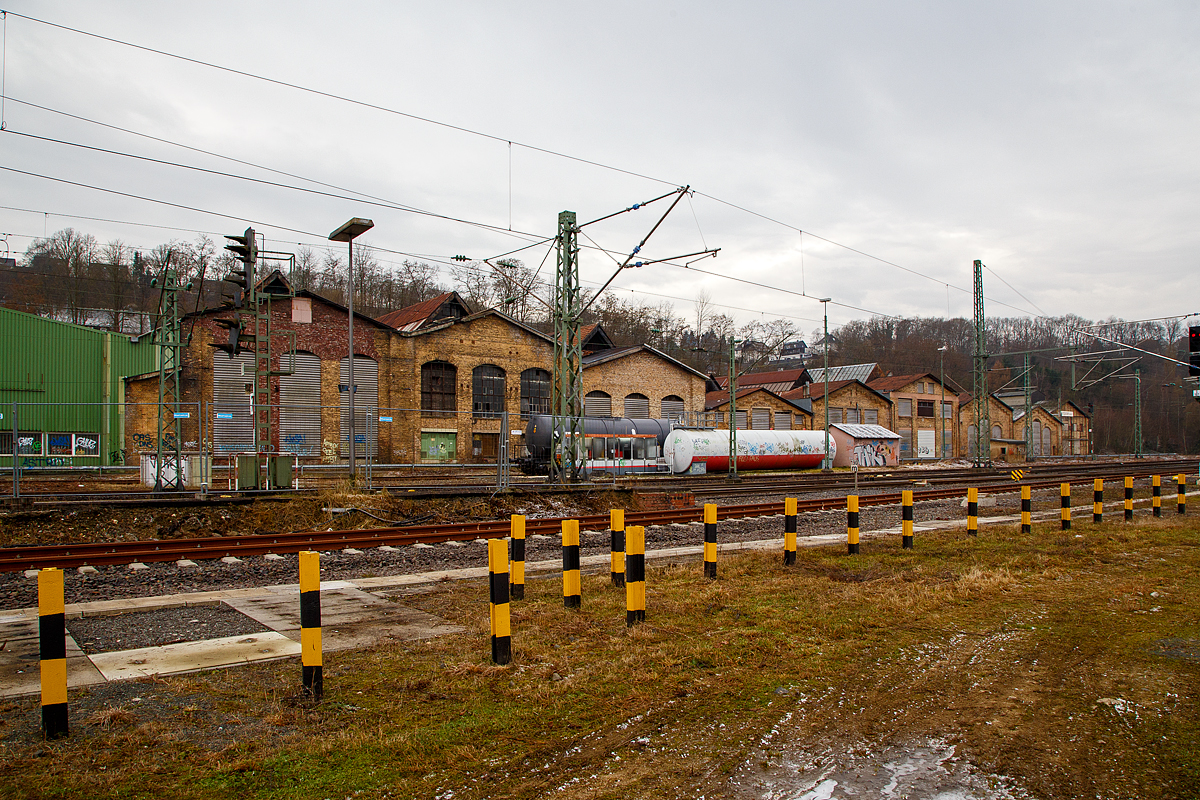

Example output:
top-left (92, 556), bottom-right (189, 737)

top-left (89, 631), bottom-right (300, 680)
top-left (223, 586), bottom-right (463, 651)
top-left (0, 618), bottom-right (105, 697)
top-left (128, 562), bottom-right (149, 571)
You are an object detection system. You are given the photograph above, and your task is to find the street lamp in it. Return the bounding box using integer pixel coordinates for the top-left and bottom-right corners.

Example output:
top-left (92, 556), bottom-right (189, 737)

top-left (818, 298), bottom-right (832, 471)
top-left (938, 345), bottom-right (948, 460)
top-left (329, 217), bottom-right (374, 482)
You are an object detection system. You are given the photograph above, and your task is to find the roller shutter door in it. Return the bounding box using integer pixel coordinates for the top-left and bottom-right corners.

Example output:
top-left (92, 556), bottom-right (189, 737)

top-left (624, 394), bottom-right (650, 418)
top-left (751, 408), bottom-right (770, 429)
top-left (660, 396), bottom-right (685, 421)
top-left (845, 408), bottom-right (860, 424)
top-left (917, 429), bottom-right (935, 458)
top-left (340, 356), bottom-right (378, 459)
top-left (279, 352), bottom-right (322, 457)
top-left (775, 411), bottom-right (792, 430)
top-left (213, 353), bottom-right (254, 453)
top-left (735, 410), bottom-right (747, 429)
top-left (584, 392), bottom-right (612, 417)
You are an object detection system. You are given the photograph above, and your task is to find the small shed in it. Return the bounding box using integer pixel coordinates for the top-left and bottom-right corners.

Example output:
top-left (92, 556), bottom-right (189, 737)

top-left (829, 423), bottom-right (901, 468)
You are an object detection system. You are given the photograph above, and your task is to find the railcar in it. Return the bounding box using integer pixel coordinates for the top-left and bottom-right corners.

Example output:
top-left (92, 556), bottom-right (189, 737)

top-left (662, 428), bottom-right (834, 474)
top-left (520, 415), bottom-right (677, 475)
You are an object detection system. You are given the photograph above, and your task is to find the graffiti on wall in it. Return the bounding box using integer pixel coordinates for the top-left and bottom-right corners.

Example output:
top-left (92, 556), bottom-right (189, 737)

top-left (853, 440), bottom-right (897, 467)
top-left (282, 433), bottom-right (318, 456)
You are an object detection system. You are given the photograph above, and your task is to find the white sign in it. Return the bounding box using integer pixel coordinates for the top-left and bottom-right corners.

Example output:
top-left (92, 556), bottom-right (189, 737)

top-left (1193, 389), bottom-right (1200, 398)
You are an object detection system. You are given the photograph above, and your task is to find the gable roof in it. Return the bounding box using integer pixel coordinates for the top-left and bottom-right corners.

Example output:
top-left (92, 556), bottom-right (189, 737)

top-left (704, 386), bottom-right (813, 415)
top-left (781, 379), bottom-right (895, 406)
top-left (867, 372), bottom-right (947, 394)
top-left (377, 291), bottom-right (472, 332)
top-left (582, 344), bottom-right (708, 380)
top-left (713, 367), bottom-right (807, 393)
top-left (580, 323), bottom-right (615, 353)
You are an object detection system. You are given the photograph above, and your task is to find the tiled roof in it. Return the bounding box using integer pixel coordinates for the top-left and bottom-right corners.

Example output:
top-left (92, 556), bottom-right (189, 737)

top-left (377, 292), bottom-right (465, 332)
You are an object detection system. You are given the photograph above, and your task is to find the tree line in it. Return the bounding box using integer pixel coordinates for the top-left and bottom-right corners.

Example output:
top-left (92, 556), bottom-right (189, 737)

top-left (4, 227), bottom-right (1196, 453)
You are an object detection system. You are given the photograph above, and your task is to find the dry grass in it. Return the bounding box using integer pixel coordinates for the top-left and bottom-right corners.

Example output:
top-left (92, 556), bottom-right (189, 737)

top-left (3, 517), bottom-right (1200, 799)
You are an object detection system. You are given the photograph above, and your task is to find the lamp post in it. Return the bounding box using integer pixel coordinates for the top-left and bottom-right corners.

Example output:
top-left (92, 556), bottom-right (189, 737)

top-left (329, 217), bottom-right (374, 482)
top-left (819, 298), bottom-right (832, 471)
top-left (938, 345), bottom-right (948, 460)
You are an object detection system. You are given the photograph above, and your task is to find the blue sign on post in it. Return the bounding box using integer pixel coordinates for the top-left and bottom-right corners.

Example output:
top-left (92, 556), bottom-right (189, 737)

top-left (173, 412), bottom-right (191, 419)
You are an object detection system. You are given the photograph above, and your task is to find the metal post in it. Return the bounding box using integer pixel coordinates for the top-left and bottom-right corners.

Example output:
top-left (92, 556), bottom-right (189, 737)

top-left (821, 298), bottom-right (831, 470)
top-left (972, 260), bottom-right (990, 466)
top-left (348, 235), bottom-right (355, 482)
top-left (1023, 353), bottom-right (1033, 461)
top-left (551, 211), bottom-right (582, 484)
top-left (939, 345), bottom-right (947, 458)
top-left (11, 402), bottom-right (17, 499)
top-left (729, 337), bottom-right (738, 480)
top-left (1133, 369), bottom-right (1142, 458)
top-left (329, 218), bottom-right (374, 484)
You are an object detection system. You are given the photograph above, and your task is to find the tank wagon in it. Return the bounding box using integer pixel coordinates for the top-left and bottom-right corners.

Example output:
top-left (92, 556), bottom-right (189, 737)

top-left (662, 428), bottom-right (834, 474)
top-left (521, 415), bottom-right (678, 475)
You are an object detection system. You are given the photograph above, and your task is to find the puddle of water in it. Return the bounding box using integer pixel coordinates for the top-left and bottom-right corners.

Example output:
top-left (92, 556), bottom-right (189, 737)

top-left (736, 737), bottom-right (1034, 799)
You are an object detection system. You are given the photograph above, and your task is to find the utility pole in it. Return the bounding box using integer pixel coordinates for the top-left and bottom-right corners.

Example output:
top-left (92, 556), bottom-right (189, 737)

top-left (1023, 352), bottom-right (1033, 460)
top-left (972, 260), bottom-right (990, 467)
top-left (152, 250), bottom-right (186, 491)
top-left (820, 298), bottom-right (832, 470)
top-left (551, 211), bottom-right (583, 483)
top-left (728, 337), bottom-right (739, 480)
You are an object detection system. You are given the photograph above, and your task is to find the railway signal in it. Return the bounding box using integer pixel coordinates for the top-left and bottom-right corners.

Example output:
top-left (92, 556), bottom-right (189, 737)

top-left (1190, 325), bottom-right (1200, 378)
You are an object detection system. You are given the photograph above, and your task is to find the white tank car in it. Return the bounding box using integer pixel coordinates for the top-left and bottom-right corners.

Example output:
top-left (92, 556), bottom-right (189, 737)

top-left (662, 428), bottom-right (834, 474)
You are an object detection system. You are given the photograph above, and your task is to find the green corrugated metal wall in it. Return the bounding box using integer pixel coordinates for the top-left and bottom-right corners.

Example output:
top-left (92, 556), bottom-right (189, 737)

top-left (0, 307), bottom-right (158, 466)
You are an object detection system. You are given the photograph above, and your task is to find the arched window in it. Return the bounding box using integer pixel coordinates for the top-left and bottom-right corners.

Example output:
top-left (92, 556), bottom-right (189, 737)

top-left (472, 364), bottom-right (506, 417)
top-left (520, 368), bottom-right (551, 417)
top-left (584, 390), bottom-right (612, 417)
top-left (624, 393), bottom-right (649, 418)
top-left (1042, 426), bottom-right (1051, 456)
top-left (967, 424), bottom-right (977, 457)
top-left (661, 395), bottom-right (685, 421)
top-left (991, 424), bottom-right (1003, 440)
top-left (422, 361), bottom-right (456, 414)
top-left (1032, 420), bottom-right (1042, 456)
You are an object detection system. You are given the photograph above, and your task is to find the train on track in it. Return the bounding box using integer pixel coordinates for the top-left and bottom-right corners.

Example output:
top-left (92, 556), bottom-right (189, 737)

top-left (520, 415), bottom-right (834, 476)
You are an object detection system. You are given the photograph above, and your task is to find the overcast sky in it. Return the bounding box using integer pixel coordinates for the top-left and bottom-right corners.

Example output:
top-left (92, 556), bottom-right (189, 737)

top-left (1, 1), bottom-right (1198, 337)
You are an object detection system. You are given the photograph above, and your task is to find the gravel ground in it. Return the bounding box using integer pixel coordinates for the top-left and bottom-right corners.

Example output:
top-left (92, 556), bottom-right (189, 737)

top-left (65, 605), bottom-right (272, 654)
top-left (0, 485), bottom-right (1050, 612)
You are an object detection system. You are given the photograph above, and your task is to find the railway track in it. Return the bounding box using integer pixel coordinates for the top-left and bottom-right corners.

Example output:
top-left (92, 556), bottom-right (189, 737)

top-left (3, 462), bottom-right (1192, 572)
top-left (5, 457), bottom-right (1195, 506)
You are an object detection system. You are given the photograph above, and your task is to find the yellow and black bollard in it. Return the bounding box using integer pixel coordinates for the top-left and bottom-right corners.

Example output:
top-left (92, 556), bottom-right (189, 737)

top-left (1093, 479), bottom-right (1104, 524)
top-left (703, 504), bottom-right (718, 578)
top-left (966, 487), bottom-right (979, 536)
top-left (299, 550), bottom-right (323, 700)
top-left (625, 525), bottom-right (646, 626)
top-left (610, 509), bottom-right (626, 588)
top-left (1020, 485), bottom-right (1032, 533)
top-left (784, 497), bottom-right (798, 564)
top-left (1178, 474), bottom-right (1187, 515)
top-left (563, 520), bottom-right (581, 608)
top-left (488, 538), bottom-right (511, 665)
top-left (38, 568), bottom-right (68, 740)
top-left (1061, 483), bottom-right (1072, 530)
top-left (1153, 475), bottom-right (1162, 517)
top-left (510, 514), bottom-right (526, 601)
top-left (1124, 477), bottom-right (1134, 521)
top-left (901, 490), bottom-right (914, 549)
top-left (847, 495), bottom-right (860, 554)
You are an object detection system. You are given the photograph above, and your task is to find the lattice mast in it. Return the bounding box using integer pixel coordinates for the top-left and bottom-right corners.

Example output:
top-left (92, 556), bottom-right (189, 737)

top-left (551, 211), bottom-right (583, 483)
top-left (972, 259), bottom-right (990, 466)
top-left (1023, 352), bottom-right (1033, 460)
top-left (153, 250), bottom-right (185, 490)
